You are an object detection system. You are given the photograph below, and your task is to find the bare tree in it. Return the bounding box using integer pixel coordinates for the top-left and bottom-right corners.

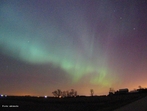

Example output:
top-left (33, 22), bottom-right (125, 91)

top-left (139, 86), bottom-right (143, 89)
top-left (52, 89), bottom-right (77, 98)
top-left (52, 91), bottom-right (58, 97)
top-left (109, 88), bottom-right (115, 95)
top-left (90, 89), bottom-right (94, 96)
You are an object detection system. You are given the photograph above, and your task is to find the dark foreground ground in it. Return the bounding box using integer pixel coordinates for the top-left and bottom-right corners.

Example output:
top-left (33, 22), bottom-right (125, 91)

top-left (0, 93), bottom-right (147, 111)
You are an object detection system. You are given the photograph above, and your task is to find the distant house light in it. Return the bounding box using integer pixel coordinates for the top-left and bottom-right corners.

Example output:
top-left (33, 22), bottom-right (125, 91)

top-left (1, 95), bottom-right (3, 97)
top-left (44, 96), bottom-right (47, 98)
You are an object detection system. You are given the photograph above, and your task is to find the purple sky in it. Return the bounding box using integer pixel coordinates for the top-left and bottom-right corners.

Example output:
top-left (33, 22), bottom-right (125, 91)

top-left (0, 0), bottom-right (147, 96)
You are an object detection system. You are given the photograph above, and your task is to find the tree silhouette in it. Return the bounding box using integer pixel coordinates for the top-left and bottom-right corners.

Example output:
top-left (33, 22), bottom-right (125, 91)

top-left (52, 89), bottom-right (77, 98)
top-left (109, 88), bottom-right (115, 95)
top-left (90, 89), bottom-right (94, 96)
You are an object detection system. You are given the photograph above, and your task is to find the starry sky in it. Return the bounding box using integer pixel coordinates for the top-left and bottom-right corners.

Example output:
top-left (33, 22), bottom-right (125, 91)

top-left (0, 0), bottom-right (147, 96)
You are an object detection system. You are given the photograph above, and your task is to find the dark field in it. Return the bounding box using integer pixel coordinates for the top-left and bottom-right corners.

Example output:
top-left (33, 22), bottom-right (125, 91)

top-left (0, 93), bottom-right (147, 111)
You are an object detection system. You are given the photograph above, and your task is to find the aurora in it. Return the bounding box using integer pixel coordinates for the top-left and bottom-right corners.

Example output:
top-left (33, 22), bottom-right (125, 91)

top-left (0, 0), bottom-right (147, 96)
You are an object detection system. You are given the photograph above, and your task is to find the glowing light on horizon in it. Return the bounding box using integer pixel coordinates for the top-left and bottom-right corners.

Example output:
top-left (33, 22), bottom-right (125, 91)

top-left (0, 0), bottom-right (147, 96)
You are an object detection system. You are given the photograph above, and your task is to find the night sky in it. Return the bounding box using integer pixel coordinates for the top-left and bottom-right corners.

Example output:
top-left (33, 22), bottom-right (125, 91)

top-left (0, 0), bottom-right (147, 96)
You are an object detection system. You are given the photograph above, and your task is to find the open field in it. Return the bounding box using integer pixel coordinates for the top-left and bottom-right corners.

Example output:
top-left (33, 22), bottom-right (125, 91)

top-left (0, 93), bottom-right (147, 111)
top-left (114, 96), bottom-right (147, 111)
